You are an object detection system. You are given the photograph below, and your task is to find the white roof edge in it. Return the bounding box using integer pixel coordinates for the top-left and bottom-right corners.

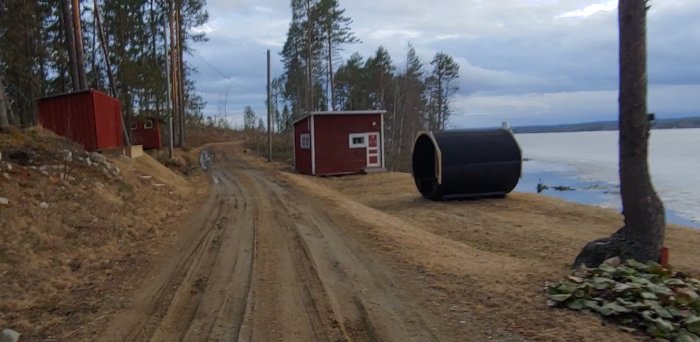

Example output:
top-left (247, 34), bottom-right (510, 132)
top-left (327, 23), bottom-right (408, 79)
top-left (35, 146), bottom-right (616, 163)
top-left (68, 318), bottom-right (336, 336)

top-left (293, 110), bottom-right (386, 126)
top-left (310, 110), bottom-right (387, 115)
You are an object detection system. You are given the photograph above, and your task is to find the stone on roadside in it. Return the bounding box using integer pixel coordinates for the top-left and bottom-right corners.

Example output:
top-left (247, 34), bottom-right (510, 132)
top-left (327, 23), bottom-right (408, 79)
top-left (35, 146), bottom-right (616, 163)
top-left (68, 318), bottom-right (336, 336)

top-left (101, 167), bottom-right (112, 178)
top-left (90, 152), bottom-right (107, 164)
top-left (60, 173), bottom-right (76, 182)
top-left (1, 329), bottom-right (20, 342)
top-left (39, 202), bottom-right (49, 209)
top-left (0, 197), bottom-right (8, 206)
top-left (603, 256), bottom-right (622, 268)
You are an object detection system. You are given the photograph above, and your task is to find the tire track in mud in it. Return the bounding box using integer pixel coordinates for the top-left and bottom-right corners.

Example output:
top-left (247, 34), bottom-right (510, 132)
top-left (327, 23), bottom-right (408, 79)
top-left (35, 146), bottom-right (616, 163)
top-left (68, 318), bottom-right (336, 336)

top-left (252, 171), bottom-right (443, 342)
top-left (103, 162), bottom-right (256, 341)
top-left (103, 145), bottom-right (447, 341)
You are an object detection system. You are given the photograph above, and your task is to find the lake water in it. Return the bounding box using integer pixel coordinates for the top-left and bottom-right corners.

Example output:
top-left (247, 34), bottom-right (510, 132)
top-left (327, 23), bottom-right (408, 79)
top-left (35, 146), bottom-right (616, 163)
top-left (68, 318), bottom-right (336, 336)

top-left (514, 129), bottom-right (700, 228)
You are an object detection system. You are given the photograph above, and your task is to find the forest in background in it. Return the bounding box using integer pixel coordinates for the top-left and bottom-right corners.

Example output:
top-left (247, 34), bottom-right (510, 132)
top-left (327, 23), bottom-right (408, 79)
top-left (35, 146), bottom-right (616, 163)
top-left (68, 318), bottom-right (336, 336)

top-left (0, 0), bottom-right (209, 146)
top-left (0, 0), bottom-right (462, 169)
top-left (261, 0), bottom-right (461, 170)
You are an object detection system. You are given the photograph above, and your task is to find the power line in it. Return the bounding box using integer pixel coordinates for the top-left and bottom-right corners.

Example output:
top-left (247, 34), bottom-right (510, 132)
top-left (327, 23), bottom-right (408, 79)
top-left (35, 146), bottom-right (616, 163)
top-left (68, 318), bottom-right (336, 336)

top-left (190, 50), bottom-right (252, 92)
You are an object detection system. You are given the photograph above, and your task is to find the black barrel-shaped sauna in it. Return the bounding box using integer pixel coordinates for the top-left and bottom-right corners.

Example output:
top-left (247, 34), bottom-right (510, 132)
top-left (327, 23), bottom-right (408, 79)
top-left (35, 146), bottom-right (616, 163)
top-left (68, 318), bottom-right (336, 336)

top-left (412, 129), bottom-right (522, 200)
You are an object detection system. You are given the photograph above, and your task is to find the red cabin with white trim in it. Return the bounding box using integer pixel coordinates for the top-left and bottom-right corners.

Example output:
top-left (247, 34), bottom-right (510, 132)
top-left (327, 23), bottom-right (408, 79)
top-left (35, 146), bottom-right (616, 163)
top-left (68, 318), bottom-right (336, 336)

top-left (293, 110), bottom-right (386, 176)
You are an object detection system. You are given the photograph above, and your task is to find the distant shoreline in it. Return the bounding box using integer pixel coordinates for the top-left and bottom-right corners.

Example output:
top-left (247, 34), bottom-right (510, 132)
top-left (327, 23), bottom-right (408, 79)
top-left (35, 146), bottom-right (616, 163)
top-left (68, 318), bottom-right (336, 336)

top-left (513, 116), bottom-right (700, 134)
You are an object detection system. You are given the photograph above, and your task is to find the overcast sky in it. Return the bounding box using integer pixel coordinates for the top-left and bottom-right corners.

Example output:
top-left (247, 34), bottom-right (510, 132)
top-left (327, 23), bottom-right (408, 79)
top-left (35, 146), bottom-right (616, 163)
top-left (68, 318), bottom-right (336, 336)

top-left (186, 0), bottom-right (700, 128)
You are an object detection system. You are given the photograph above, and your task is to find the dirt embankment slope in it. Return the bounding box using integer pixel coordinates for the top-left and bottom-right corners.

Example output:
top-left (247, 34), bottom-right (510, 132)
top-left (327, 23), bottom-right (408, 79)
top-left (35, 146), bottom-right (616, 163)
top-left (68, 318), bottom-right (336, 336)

top-left (306, 172), bottom-right (700, 341)
top-left (0, 128), bottom-right (207, 341)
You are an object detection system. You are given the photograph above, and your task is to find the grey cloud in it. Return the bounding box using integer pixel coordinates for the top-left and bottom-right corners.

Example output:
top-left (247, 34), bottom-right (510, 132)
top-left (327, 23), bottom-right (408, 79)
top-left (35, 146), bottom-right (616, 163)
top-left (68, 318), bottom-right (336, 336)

top-left (189, 0), bottom-right (700, 126)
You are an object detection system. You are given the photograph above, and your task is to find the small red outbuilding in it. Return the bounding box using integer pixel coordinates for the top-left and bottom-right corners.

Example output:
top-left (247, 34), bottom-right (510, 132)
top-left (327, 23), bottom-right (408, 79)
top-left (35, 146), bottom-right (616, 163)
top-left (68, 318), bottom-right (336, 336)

top-left (293, 110), bottom-right (386, 176)
top-left (38, 89), bottom-right (123, 151)
top-left (131, 118), bottom-right (163, 150)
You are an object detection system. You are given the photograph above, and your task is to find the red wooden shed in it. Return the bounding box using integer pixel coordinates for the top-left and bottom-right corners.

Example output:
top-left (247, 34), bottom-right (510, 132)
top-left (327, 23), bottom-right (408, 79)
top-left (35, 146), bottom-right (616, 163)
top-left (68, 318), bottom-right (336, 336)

top-left (38, 89), bottom-right (123, 151)
top-left (293, 110), bottom-right (386, 176)
top-left (131, 117), bottom-right (163, 150)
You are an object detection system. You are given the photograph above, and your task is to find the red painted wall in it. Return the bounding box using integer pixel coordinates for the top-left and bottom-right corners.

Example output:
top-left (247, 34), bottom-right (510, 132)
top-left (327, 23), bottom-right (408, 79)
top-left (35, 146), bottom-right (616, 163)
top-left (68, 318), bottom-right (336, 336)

top-left (314, 114), bottom-right (382, 175)
top-left (131, 118), bottom-right (163, 150)
top-left (294, 117), bottom-right (312, 175)
top-left (38, 90), bottom-right (123, 151)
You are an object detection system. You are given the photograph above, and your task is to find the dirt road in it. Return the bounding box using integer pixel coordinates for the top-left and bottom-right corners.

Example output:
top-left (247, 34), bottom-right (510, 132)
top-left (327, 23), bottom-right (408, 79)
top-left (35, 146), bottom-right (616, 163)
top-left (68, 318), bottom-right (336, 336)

top-left (102, 144), bottom-right (463, 341)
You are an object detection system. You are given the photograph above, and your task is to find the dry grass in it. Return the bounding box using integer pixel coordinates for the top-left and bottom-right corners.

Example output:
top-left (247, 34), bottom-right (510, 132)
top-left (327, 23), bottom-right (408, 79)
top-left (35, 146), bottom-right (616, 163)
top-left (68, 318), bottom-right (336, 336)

top-left (300, 172), bottom-right (700, 341)
top-left (0, 128), bottom-right (207, 340)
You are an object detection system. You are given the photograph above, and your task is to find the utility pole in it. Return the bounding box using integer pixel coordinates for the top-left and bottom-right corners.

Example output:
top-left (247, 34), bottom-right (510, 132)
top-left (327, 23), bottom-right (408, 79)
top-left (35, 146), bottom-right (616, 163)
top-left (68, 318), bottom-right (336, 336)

top-left (176, 3), bottom-right (185, 147)
top-left (267, 49), bottom-right (272, 162)
top-left (164, 14), bottom-right (174, 158)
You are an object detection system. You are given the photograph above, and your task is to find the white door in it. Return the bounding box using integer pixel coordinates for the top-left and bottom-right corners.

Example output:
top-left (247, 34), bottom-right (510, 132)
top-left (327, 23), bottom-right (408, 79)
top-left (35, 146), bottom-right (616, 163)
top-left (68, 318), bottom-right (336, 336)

top-left (366, 132), bottom-right (381, 168)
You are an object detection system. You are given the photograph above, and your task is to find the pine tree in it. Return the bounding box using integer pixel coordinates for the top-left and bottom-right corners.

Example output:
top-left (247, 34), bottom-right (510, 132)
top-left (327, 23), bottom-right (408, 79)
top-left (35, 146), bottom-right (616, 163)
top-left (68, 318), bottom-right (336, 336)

top-left (427, 52), bottom-right (459, 131)
top-left (333, 52), bottom-right (365, 110)
top-left (243, 105), bottom-right (256, 131)
top-left (574, 0), bottom-right (665, 267)
top-left (316, 0), bottom-right (357, 110)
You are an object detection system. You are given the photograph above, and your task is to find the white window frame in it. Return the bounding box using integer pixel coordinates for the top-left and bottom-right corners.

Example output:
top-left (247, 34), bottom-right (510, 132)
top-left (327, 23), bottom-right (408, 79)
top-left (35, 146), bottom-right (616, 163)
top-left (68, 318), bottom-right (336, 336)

top-left (144, 119), bottom-right (154, 129)
top-left (300, 133), bottom-right (311, 149)
top-left (349, 133), bottom-right (367, 148)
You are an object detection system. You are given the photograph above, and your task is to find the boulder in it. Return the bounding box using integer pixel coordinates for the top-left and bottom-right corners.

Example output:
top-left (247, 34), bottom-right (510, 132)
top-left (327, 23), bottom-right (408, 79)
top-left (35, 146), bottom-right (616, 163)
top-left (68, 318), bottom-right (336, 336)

top-left (0, 329), bottom-right (20, 342)
top-left (7, 150), bottom-right (32, 165)
top-left (39, 202), bottom-right (49, 209)
top-left (90, 152), bottom-right (107, 164)
top-left (0, 197), bottom-right (8, 206)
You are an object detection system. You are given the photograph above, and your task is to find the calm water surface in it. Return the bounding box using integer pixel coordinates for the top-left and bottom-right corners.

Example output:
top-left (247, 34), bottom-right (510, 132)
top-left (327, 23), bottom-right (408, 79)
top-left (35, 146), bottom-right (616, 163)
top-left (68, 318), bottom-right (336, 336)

top-left (515, 128), bottom-right (700, 228)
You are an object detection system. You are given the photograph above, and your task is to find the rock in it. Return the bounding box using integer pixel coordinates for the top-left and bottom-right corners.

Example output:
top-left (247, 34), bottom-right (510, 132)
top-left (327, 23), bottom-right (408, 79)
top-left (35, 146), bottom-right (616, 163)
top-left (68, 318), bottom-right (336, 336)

top-left (101, 167), bottom-right (112, 178)
top-left (1, 329), bottom-right (20, 342)
top-left (0, 197), bottom-right (8, 206)
top-left (5, 164), bottom-right (11, 171)
top-left (60, 173), bottom-right (76, 182)
top-left (90, 152), bottom-right (107, 164)
top-left (7, 149), bottom-right (32, 165)
top-left (112, 165), bottom-right (120, 175)
top-left (85, 158), bottom-right (92, 166)
top-left (39, 202), bottom-right (49, 209)
top-left (39, 165), bottom-right (48, 172)
top-left (603, 256), bottom-right (622, 268)
top-left (2, 173), bottom-right (8, 179)
top-left (63, 150), bottom-right (72, 162)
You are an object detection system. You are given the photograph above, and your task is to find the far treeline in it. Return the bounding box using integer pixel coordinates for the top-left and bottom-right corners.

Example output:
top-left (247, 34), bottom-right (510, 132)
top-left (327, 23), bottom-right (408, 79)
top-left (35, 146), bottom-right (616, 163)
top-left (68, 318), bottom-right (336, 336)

top-left (256, 0), bottom-right (462, 170)
top-left (0, 0), bottom-right (210, 147)
top-left (513, 116), bottom-right (700, 134)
